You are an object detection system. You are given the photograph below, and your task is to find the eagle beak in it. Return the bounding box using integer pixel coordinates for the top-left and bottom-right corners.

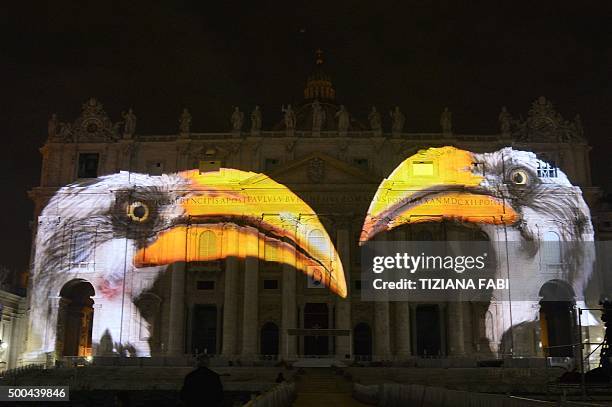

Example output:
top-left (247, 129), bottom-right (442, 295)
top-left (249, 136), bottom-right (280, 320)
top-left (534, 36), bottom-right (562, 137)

top-left (360, 146), bottom-right (518, 243)
top-left (134, 169), bottom-right (347, 298)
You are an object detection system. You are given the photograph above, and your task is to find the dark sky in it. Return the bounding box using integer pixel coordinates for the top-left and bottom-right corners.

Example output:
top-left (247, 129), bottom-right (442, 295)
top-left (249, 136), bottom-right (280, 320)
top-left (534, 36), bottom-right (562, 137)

top-left (1, 1), bottom-right (611, 271)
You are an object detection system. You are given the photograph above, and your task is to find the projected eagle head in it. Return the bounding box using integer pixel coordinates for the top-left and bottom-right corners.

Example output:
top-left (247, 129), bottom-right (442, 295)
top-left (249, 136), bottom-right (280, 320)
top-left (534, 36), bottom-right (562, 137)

top-left (360, 146), bottom-right (595, 342)
top-left (31, 168), bottom-right (346, 356)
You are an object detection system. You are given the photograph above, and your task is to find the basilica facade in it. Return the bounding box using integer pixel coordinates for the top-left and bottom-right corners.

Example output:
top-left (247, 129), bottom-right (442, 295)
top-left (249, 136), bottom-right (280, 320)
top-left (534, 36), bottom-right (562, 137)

top-left (21, 56), bottom-right (610, 368)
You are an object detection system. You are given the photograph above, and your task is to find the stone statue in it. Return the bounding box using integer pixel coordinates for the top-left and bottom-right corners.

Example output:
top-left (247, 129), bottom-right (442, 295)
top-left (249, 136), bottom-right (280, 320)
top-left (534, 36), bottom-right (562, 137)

top-left (282, 104), bottom-right (296, 130)
top-left (122, 108), bottom-right (137, 138)
top-left (179, 108), bottom-right (192, 133)
top-left (390, 106), bottom-right (405, 133)
top-left (498, 106), bottom-right (511, 135)
top-left (231, 107), bottom-right (244, 131)
top-left (312, 100), bottom-right (326, 131)
top-left (368, 106), bottom-right (382, 132)
top-left (250, 106), bottom-right (262, 132)
top-left (336, 105), bottom-right (350, 132)
top-left (48, 114), bottom-right (59, 139)
top-left (58, 122), bottom-right (73, 142)
top-left (440, 107), bottom-right (452, 134)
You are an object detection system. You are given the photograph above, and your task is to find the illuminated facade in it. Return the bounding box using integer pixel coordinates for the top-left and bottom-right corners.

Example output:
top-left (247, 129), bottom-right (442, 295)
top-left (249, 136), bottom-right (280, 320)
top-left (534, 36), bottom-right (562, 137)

top-left (23, 59), bottom-right (609, 367)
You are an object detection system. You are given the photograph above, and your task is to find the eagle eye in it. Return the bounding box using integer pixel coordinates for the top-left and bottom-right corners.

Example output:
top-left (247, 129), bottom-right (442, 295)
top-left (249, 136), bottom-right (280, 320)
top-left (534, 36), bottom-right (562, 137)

top-left (127, 202), bottom-right (149, 222)
top-left (509, 169), bottom-right (529, 186)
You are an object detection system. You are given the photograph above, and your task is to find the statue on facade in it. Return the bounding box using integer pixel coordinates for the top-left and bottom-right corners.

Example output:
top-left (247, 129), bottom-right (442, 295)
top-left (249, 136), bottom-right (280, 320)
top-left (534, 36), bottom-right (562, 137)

top-left (58, 122), bottom-right (73, 142)
top-left (312, 100), bottom-right (326, 132)
top-left (282, 104), bottom-right (296, 130)
top-left (122, 108), bottom-right (137, 138)
top-left (440, 107), bottom-right (452, 134)
top-left (336, 105), bottom-right (350, 133)
top-left (48, 114), bottom-right (59, 140)
top-left (498, 106), bottom-right (511, 135)
top-left (368, 106), bottom-right (382, 133)
top-left (179, 108), bottom-right (192, 134)
top-left (390, 106), bottom-right (405, 134)
top-left (231, 107), bottom-right (244, 131)
top-left (250, 106), bottom-right (262, 133)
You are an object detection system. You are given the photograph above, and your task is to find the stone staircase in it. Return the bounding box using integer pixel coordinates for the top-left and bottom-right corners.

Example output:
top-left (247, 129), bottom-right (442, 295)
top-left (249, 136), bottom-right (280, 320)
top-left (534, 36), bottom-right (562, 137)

top-left (293, 368), bottom-right (368, 406)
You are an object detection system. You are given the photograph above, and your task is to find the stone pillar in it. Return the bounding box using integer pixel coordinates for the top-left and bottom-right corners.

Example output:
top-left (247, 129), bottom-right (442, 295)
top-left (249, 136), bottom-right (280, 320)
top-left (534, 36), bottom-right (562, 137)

top-left (374, 233), bottom-right (391, 360)
top-left (335, 227), bottom-right (351, 359)
top-left (241, 232), bottom-right (259, 359)
top-left (222, 256), bottom-right (240, 357)
top-left (395, 302), bottom-right (411, 358)
top-left (281, 262), bottom-right (297, 359)
top-left (167, 262), bottom-right (186, 355)
top-left (447, 302), bottom-right (465, 356)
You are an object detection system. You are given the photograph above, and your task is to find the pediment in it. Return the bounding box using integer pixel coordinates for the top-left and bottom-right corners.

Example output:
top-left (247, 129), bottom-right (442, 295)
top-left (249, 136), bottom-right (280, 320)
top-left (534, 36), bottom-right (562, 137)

top-left (242, 152), bottom-right (381, 186)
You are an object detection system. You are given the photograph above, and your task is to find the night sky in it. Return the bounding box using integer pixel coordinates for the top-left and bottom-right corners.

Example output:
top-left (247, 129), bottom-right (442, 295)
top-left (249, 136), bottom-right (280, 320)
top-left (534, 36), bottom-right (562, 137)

top-left (1, 2), bottom-right (611, 272)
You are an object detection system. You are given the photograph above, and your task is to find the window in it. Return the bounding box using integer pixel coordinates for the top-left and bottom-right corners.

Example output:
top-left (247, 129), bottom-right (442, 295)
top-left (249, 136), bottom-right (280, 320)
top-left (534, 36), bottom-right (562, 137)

top-left (542, 230), bottom-right (562, 266)
top-left (264, 158), bottom-right (280, 172)
top-left (77, 153), bottom-right (99, 178)
top-left (196, 281), bottom-right (215, 290)
top-left (472, 162), bottom-right (485, 176)
top-left (353, 158), bottom-right (369, 170)
top-left (537, 161), bottom-right (558, 178)
top-left (199, 231), bottom-right (218, 260)
top-left (263, 279), bottom-right (279, 290)
top-left (199, 160), bottom-right (221, 174)
top-left (147, 161), bottom-right (164, 175)
top-left (412, 161), bottom-right (434, 176)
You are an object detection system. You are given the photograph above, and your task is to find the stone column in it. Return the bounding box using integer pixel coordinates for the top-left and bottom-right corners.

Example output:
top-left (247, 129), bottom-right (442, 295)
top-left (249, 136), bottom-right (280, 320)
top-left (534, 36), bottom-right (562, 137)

top-left (374, 233), bottom-right (391, 360)
top-left (281, 221), bottom-right (297, 359)
top-left (395, 302), bottom-right (411, 358)
top-left (447, 302), bottom-right (465, 356)
top-left (222, 258), bottom-right (240, 356)
top-left (281, 262), bottom-right (297, 359)
top-left (335, 226), bottom-right (352, 359)
top-left (241, 232), bottom-right (259, 359)
top-left (167, 262), bottom-right (186, 355)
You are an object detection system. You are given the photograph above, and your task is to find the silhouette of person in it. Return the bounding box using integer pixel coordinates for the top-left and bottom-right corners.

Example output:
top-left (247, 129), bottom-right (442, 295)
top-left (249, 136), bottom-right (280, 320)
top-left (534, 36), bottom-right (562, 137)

top-left (114, 390), bottom-right (130, 407)
top-left (180, 355), bottom-right (224, 407)
top-left (275, 372), bottom-right (286, 383)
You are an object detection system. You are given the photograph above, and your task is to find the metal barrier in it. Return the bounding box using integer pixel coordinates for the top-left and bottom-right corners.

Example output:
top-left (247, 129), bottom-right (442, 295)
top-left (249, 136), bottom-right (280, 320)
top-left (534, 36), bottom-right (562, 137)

top-left (243, 381), bottom-right (296, 407)
top-left (354, 383), bottom-right (607, 407)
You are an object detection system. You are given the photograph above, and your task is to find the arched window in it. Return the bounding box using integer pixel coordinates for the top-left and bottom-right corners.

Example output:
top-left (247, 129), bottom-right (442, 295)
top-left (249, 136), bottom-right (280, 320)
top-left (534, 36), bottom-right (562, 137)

top-left (542, 231), bottom-right (562, 265)
top-left (260, 322), bottom-right (279, 355)
top-left (353, 323), bottom-right (372, 357)
top-left (199, 230), bottom-right (218, 260)
top-left (308, 229), bottom-right (330, 261)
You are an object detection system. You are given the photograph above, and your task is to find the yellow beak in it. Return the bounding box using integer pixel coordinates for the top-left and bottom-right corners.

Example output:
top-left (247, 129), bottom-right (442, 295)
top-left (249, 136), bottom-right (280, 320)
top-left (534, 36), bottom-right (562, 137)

top-left (134, 169), bottom-right (347, 298)
top-left (361, 146), bottom-right (518, 242)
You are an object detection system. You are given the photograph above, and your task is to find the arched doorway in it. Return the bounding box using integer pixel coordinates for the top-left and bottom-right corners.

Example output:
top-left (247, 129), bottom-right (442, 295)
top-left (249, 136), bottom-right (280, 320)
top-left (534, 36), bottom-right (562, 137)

top-left (416, 304), bottom-right (442, 357)
top-left (353, 323), bottom-right (372, 358)
top-left (303, 303), bottom-right (329, 355)
top-left (260, 322), bottom-right (279, 356)
top-left (539, 280), bottom-right (575, 357)
top-left (58, 280), bottom-right (95, 357)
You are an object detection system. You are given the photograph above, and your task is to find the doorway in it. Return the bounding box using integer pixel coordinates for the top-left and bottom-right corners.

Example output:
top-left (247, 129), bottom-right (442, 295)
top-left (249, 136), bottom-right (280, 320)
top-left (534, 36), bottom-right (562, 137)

top-left (191, 304), bottom-right (217, 355)
top-left (58, 280), bottom-right (95, 357)
top-left (303, 303), bottom-right (329, 355)
top-left (416, 304), bottom-right (442, 357)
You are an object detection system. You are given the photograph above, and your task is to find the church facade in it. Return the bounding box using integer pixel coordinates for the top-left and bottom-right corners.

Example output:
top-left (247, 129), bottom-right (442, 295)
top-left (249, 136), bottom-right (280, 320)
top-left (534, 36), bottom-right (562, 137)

top-left (21, 57), bottom-right (609, 368)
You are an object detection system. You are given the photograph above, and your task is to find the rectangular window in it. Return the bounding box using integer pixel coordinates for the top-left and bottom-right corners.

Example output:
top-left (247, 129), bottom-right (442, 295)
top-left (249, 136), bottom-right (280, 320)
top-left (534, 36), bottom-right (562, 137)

top-left (264, 158), bottom-right (280, 172)
top-left (353, 158), bottom-right (369, 170)
top-left (412, 161), bottom-right (434, 176)
top-left (199, 160), bottom-right (221, 174)
top-left (77, 153), bottom-right (99, 178)
top-left (196, 281), bottom-right (215, 290)
top-left (147, 161), bottom-right (164, 175)
top-left (537, 161), bottom-right (558, 178)
top-left (263, 279), bottom-right (279, 290)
